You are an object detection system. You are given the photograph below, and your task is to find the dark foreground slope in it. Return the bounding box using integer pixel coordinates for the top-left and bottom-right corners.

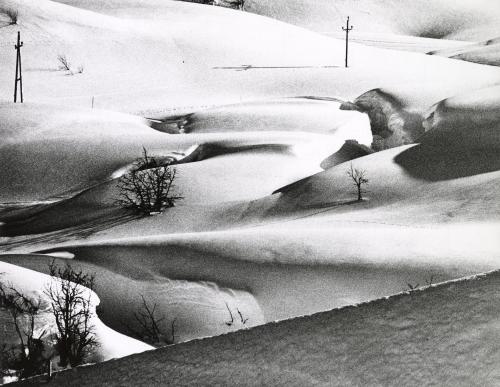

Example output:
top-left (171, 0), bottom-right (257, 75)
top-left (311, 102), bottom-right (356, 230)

top-left (16, 271), bottom-right (500, 386)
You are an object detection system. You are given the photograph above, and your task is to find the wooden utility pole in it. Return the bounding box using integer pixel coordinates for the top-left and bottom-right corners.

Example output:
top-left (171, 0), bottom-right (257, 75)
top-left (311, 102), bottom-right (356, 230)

top-left (342, 16), bottom-right (353, 68)
top-left (14, 31), bottom-right (23, 103)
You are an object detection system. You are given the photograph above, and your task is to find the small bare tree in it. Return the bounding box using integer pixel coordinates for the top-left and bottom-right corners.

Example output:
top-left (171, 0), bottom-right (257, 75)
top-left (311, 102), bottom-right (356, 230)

top-left (406, 276), bottom-right (436, 291)
top-left (126, 296), bottom-right (175, 347)
top-left (224, 303), bottom-right (248, 326)
top-left (0, 283), bottom-right (48, 379)
top-left (346, 163), bottom-right (368, 201)
top-left (406, 282), bottom-right (420, 291)
top-left (117, 148), bottom-right (182, 215)
top-left (236, 308), bottom-right (248, 325)
top-left (224, 302), bottom-right (234, 326)
top-left (44, 262), bottom-right (98, 368)
top-left (5, 9), bottom-right (18, 25)
top-left (57, 54), bottom-right (71, 71)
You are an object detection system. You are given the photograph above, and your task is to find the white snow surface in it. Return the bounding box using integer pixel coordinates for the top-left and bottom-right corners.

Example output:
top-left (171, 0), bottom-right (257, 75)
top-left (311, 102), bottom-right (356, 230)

top-left (1, 0), bottom-right (500, 114)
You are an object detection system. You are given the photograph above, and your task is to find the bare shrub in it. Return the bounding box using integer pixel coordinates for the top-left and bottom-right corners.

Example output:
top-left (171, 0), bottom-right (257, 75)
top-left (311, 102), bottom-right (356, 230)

top-left (117, 148), bottom-right (182, 215)
top-left (237, 308), bottom-right (248, 325)
top-left (346, 163), bottom-right (369, 201)
top-left (224, 303), bottom-right (249, 326)
top-left (5, 9), bottom-right (18, 25)
top-left (406, 276), bottom-right (437, 291)
top-left (57, 54), bottom-right (71, 71)
top-left (224, 302), bottom-right (234, 326)
top-left (406, 282), bottom-right (420, 291)
top-left (126, 296), bottom-right (175, 347)
top-left (213, 0), bottom-right (245, 10)
top-left (44, 262), bottom-right (98, 368)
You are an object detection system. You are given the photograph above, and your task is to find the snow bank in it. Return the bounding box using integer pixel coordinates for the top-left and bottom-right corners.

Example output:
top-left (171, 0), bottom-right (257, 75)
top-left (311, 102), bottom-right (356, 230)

top-left (0, 103), bottom-right (173, 203)
top-left (14, 271), bottom-right (500, 386)
top-left (395, 85), bottom-right (500, 180)
top-left (341, 89), bottom-right (425, 150)
top-left (423, 85), bottom-right (500, 133)
top-left (320, 139), bottom-right (373, 169)
top-left (180, 97), bottom-right (370, 138)
top-left (24, 216), bottom-right (498, 323)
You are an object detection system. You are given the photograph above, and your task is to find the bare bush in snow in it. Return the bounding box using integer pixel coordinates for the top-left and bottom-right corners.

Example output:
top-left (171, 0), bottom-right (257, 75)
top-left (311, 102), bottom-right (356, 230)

top-left (117, 148), bottom-right (182, 215)
top-left (126, 295), bottom-right (176, 347)
top-left (57, 55), bottom-right (71, 71)
top-left (5, 9), bottom-right (19, 25)
top-left (57, 55), bottom-right (84, 75)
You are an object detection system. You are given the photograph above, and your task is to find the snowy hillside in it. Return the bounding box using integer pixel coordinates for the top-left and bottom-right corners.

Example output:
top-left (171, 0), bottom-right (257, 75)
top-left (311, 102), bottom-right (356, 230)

top-left (2, 83), bottom-right (499, 331)
top-left (245, 0), bottom-right (500, 41)
top-left (1, 0), bottom-right (500, 114)
top-left (429, 37), bottom-right (500, 66)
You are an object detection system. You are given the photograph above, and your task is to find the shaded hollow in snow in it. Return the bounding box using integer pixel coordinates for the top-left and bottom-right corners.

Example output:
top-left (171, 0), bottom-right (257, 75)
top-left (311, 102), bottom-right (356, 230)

top-left (395, 84), bottom-right (500, 180)
top-left (341, 89), bottom-right (425, 151)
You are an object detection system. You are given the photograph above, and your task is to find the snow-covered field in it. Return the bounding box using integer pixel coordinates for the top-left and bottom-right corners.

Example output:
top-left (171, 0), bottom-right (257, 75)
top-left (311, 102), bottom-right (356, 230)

top-left (0, 0), bottom-right (499, 384)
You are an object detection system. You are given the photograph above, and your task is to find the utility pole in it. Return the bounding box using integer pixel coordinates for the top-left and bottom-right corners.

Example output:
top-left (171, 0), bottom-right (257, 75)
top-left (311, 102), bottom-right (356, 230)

top-left (14, 31), bottom-right (23, 103)
top-left (342, 16), bottom-right (353, 68)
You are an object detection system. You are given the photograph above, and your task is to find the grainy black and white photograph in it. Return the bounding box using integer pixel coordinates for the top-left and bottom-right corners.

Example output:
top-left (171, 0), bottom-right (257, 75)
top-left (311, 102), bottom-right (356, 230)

top-left (0, 0), bottom-right (499, 385)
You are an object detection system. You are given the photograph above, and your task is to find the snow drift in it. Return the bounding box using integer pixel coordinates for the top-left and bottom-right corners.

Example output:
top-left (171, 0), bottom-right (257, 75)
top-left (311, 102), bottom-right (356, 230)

top-left (395, 85), bottom-right (500, 180)
top-left (0, 254), bottom-right (265, 344)
top-left (341, 89), bottom-right (425, 150)
top-left (14, 271), bottom-right (500, 386)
